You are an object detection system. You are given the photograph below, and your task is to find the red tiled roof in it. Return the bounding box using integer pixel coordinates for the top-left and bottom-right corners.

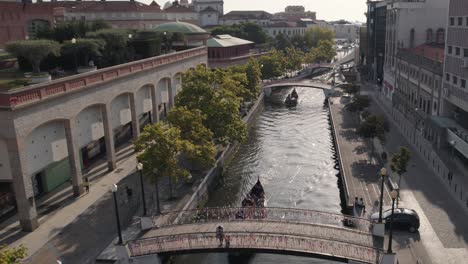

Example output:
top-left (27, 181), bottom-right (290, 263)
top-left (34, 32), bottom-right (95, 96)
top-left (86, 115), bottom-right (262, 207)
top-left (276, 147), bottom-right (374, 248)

top-left (67, 1), bottom-right (161, 13)
top-left (409, 44), bottom-right (445, 63)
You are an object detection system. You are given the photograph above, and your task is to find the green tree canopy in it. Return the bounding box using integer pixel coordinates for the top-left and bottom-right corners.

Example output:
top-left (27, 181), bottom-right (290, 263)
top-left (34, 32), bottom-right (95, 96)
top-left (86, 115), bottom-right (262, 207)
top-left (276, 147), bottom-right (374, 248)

top-left (304, 27), bottom-right (335, 48)
top-left (176, 65), bottom-right (247, 145)
top-left (6, 39), bottom-right (61, 74)
top-left (0, 244), bottom-right (27, 264)
top-left (134, 123), bottom-right (192, 183)
top-left (358, 114), bottom-right (389, 146)
top-left (61, 38), bottom-right (105, 67)
top-left (290, 34), bottom-right (307, 51)
top-left (258, 50), bottom-right (285, 79)
top-left (86, 29), bottom-right (131, 66)
top-left (307, 40), bottom-right (336, 63)
top-left (243, 58), bottom-right (262, 100)
top-left (36, 20), bottom-right (110, 43)
top-left (284, 47), bottom-right (304, 72)
top-left (345, 95), bottom-right (370, 113)
top-left (274, 33), bottom-right (292, 51)
top-left (210, 22), bottom-right (268, 44)
top-left (167, 107), bottom-right (216, 168)
top-left (390, 147), bottom-right (411, 177)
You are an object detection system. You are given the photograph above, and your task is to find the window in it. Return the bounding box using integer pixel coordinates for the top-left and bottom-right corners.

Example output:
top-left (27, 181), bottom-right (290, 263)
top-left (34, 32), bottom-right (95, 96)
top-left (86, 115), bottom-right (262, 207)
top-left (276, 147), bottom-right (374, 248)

top-left (436, 28), bottom-right (445, 44)
top-left (426, 29), bottom-right (433, 43)
top-left (462, 79), bottom-right (467, 88)
top-left (446, 73), bottom-right (450, 81)
top-left (410, 28), bottom-right (415, 48)
top-left (456, 47), bottom-right (461, 56)
top-left (448, 46), bottom-right (453, 54)
top-left (464, 49), bottom-right (468, 57)
top-left (459, 17), bottom-right (463, 26)
top-left (453, 75), bottom-right (458, 85)
top-left (450, 17), bottom-right (455, 26)
top-left (466, 17), bottom-right (468, 26)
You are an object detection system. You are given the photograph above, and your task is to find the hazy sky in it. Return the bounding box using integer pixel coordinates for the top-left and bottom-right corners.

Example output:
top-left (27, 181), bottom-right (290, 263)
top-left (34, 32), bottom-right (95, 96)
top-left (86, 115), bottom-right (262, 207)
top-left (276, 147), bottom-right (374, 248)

top-left (151, 0), bottom-right (367, 22)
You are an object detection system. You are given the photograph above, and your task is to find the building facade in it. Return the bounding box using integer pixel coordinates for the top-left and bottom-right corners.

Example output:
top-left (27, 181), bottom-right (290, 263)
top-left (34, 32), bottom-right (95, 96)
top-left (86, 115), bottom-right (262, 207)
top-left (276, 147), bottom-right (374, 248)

top-left (0, 47), bottom-right (207, 232)
top-left (365, 0), bottom-right (387, 83)
top-left (440, 0), bottom-right (468, 161)
top-left (273, 5), bottom-right (316, 22)
top-left (220, 11), bottom-right (272, 26)
top-left (383, 0), bottom-right (449, 102)
top-left (264, 21), bottom-right (307, 38)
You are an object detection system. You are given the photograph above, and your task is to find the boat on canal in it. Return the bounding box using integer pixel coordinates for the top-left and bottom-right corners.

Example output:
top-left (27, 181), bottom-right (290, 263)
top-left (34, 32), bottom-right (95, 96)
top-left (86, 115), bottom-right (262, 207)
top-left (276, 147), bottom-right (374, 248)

top-left (285, 89), bottom-right (299, 107)
top-left (241, 178), bottom-right (266, 208)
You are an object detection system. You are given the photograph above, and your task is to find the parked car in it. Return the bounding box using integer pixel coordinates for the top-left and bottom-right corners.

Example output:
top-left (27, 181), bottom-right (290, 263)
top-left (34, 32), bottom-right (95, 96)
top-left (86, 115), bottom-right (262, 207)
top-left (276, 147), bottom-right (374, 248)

top-left (370, 208), bottom-right (420, 233)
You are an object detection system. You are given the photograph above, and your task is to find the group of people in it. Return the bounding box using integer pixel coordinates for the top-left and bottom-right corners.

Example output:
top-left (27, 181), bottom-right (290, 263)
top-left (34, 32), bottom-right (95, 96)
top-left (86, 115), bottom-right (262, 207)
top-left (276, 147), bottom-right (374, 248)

top-left (354, 197), bottom-right (366, 214)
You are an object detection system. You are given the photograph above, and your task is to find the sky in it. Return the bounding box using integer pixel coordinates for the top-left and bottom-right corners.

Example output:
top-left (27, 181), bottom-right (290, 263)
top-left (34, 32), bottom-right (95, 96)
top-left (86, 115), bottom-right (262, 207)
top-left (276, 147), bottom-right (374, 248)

top-left (151, 0), bottom-right (368, 22)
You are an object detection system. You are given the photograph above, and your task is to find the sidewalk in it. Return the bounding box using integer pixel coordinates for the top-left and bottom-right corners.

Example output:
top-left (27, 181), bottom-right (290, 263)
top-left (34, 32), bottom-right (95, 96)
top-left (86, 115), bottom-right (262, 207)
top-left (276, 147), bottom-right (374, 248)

top-left (364, 84), bottom-right (468, 263)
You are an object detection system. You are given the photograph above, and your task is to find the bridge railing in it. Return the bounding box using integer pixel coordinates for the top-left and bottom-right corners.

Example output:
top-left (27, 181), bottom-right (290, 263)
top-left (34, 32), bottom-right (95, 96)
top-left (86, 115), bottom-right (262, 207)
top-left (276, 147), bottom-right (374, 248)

top-left (151, 207), bottom-right (373, 233)
top-left (128, 231), bottom-right (382, 264)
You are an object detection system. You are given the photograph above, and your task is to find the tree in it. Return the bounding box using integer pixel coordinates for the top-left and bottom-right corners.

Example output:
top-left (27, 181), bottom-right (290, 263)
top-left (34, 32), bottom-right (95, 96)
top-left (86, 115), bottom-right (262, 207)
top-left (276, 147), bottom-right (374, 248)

top-left (342, 83), bottom-right (360, 95)
top-left (274, 33), bottom-right (292, 51)
top-left (307, 40), bottom-right (336, 63)
top-left (176, 65), bottom-right (247, 145)
top-left (0, 244), bottom-right (27, 264)
top-left (167, 107), bottom-right (216, 169)
top-left (134, 123), bottom-right (193, 204)
top-left (61, 38), bottom-right (105, 67)
top-left (258, 50), bottom-right (285, 79)
top-left (284, 47), bottom-right (304, 72)
top-left (86, 29), bottom-right (131, 66)
top-left (243, 58), bottom-right (262, 100)
top-left (390, 147), bottom-right (411, 207)
top-left (345, 95), bottom-right (370, 114)
top-left (290, 34), bottom-right (307, 51)
top-left (210, 23), bottom-right (268, 44)
top-left (358, 114), bottom-right (389, 155)
top-left (304, 27), bottom-right (335, 49)
top-left (6, 40), bottom-right (61, 74)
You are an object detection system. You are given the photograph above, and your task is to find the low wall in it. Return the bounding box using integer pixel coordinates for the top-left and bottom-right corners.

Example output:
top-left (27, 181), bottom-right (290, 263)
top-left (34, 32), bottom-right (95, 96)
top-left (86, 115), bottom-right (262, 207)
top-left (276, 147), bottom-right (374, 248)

top-left (173, 93), bottom-right (265, 222)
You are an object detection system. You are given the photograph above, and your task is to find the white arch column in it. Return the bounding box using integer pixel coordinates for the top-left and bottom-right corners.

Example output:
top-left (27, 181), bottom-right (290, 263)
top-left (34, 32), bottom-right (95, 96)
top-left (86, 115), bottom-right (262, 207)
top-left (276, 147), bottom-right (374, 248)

top-left (102, 105), bottom-right (117, 171)
top-left (7, 137), bottom-right (38, 231)
top-left (129, 93), bottom-right (140, 139)
top-left (64, 119), bottom-right (83, 197)
top-left (167, 79), bottom-right (175, 109)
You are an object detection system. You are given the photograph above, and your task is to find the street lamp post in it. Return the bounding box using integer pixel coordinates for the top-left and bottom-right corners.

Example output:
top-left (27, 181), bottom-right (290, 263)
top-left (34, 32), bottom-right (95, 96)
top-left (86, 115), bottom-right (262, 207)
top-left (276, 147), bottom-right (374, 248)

top-left (136, 162), bottom-right (147, 216)
top-left (450, 140), bottom-right (456, 156)
top-left (163, 31), bottom-right (167, 54)
top-left (71, 38), bottom-right (78, 72)
top-left (111, 184), bottom-right (123, 244)
top-left (387, 190), bottom-right (398, 254)
top-left (152, 168), bottom-right (161, 214)
top-left (378, 167), bottom-right (387, 223)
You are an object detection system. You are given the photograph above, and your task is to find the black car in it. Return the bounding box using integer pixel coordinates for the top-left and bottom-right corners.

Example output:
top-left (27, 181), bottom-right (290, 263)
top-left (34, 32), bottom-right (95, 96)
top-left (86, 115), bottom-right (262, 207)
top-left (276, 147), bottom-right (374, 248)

top-left (370, 208), bottom-right (420, 233)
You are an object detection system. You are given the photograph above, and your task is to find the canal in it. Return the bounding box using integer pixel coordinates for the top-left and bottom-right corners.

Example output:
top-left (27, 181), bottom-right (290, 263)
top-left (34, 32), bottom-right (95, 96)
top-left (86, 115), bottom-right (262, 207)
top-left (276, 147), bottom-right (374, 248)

top-left (173, 86), bottom-right (342, 263)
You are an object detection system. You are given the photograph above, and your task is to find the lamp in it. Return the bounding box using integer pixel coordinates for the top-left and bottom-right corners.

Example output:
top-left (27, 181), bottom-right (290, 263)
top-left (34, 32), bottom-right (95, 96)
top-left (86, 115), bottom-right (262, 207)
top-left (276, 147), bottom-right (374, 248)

top-left (136, 162), bottom-right (147, 216)
top-left (110, 184), bottom-right (123, 244)
top-left (378, 167), bottom-right (387, 223)
top-left (387, 190), bottom-right (398, 253)
top-left (153, 168), bottom-right (161, 214)
top-left (71, 38), bottom-right (76, 44)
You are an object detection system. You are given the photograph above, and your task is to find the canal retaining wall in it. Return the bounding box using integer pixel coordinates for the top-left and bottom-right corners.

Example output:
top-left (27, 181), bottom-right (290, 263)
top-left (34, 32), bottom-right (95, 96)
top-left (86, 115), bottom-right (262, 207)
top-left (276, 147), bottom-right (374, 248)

top-left (173, 93), bottom-right (265, 222)
top-left (328, 98), bottom-right (352, 212)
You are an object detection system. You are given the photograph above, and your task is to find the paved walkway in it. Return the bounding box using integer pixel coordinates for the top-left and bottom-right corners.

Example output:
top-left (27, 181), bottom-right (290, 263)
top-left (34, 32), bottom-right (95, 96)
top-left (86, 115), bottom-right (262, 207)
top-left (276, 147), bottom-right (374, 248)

top-left (329, 96), bottom-right (392, 216)
top-left (365, 84), bottom-right (468, 263)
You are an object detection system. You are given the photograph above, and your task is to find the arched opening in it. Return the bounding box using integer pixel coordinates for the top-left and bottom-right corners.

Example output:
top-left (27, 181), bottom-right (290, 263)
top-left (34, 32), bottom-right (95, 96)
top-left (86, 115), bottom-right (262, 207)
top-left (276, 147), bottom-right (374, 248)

top-left (110, 94), bottom-right (133, 149)
top-left (426, 28), bottom-right (433, 43)
top-left (26, 120), bottom-right (69, 197)
top-left (436, 28), bottom-right (445, 44)
top-left (75, 105), bottom-right (106, 173)
top-left (136, 84), bottom-right (154, 129)
top-left (157, 77), bottom-right (172, 120)
top-left (409, 28), bottom-right (415, 49)
top-left (173, 73), bottom-right (183, 97)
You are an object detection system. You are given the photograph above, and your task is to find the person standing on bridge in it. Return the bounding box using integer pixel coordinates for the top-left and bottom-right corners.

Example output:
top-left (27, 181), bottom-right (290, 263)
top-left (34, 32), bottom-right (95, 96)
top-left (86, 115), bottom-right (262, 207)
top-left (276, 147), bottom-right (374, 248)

top-left (216, 225), bottom-right (224, 246)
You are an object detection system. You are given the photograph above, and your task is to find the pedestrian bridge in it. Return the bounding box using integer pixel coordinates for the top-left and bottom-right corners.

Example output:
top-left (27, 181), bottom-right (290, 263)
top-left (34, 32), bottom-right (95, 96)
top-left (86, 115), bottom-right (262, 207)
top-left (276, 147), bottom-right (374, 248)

top-left (127, 207), bottom-right (383, 263)
top-left (263, 80), bottom-right (334, 97)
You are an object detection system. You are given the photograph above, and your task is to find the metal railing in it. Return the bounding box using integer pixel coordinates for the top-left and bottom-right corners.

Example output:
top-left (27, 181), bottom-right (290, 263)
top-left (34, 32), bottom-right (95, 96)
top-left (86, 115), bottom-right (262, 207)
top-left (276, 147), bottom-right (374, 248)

top-left (151, 207), bottom-right (373, 233)
top-left (128, 231), bottom-right (382, 263)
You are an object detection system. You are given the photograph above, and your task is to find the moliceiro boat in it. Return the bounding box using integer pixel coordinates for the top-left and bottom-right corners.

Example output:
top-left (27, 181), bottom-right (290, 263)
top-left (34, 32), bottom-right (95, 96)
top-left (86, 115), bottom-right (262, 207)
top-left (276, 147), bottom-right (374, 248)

top-left (285, 88), bottom-right (299, 107)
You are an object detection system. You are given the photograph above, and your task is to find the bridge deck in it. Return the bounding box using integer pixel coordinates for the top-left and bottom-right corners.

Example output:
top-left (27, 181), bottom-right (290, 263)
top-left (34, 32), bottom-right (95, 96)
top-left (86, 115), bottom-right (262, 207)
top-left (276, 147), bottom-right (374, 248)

top-left (129, 221), bottom-right (381, 263)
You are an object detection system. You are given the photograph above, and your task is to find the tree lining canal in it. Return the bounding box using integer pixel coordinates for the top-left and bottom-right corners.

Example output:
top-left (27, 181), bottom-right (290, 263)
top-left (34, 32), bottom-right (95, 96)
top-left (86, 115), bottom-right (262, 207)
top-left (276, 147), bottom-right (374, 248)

top-left (173, 86), bottom-right (343, 264)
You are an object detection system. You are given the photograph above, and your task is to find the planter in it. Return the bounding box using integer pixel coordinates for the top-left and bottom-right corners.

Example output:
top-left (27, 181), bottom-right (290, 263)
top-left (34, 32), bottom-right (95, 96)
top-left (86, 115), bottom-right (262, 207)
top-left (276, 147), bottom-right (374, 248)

top-left (29, 73), bottom-right (52, 84)
top-left (77, 66), bottom-right (97, 74)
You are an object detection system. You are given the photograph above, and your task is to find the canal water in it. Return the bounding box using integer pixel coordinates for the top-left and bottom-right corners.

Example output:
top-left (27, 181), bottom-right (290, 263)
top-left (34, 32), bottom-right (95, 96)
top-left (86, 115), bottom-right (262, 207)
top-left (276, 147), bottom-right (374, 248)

top-left (173, 86), bottom-right (342, 264)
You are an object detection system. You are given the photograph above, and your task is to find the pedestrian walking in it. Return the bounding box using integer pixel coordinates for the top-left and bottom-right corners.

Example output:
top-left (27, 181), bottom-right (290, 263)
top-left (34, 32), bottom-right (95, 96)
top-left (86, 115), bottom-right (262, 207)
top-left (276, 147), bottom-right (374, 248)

top-left (83, 177), bottom-right (90, 193)
top-left (359, 198), bottom-right (366, 213)
top-left (216, 225), bottom-right (224, 246)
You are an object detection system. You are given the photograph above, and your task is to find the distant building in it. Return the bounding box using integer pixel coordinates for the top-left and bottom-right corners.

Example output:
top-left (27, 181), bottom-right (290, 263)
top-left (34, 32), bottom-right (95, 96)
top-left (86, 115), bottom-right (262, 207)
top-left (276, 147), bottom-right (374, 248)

top-left (264, 21), bottom-right (307, 38)
top-left (207, 34), bottom-right (256, 68)
top-left (365, 0), bottom-right (387, 83)
top-left (273, 5), bottom-right (316, 22)
top-left (331, 22), bottom-right (361, 42)
top-left (220, 11), bottom-right (272, 26)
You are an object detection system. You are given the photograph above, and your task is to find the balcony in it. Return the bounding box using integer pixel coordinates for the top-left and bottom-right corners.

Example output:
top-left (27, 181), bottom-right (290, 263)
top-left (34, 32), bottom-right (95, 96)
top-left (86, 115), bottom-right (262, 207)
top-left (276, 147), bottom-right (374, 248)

top-left (447, 127), bottom-right (468, 159)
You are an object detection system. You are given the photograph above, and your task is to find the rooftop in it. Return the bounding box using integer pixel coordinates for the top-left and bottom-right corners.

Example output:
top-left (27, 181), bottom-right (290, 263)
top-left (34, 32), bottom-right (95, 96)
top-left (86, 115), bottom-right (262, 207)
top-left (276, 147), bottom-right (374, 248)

top-left (207, 35), bottom-right (253, 48)
top-left (153, 21), bottom-right (207, 35)
top-left (222, 10), bottom-right (273, 20)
